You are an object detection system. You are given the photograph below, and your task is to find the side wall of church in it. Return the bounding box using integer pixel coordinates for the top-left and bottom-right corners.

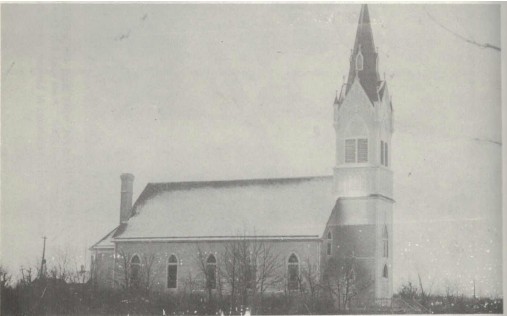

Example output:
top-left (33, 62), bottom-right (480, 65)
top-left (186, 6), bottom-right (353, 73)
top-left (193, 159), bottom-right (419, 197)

top-left (113, 239), bottom-right (321, 294)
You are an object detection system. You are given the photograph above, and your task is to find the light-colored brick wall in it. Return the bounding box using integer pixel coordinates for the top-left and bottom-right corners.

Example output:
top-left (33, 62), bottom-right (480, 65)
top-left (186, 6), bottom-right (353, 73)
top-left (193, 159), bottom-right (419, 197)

top-left (111, 239), bottom-right (321, 294)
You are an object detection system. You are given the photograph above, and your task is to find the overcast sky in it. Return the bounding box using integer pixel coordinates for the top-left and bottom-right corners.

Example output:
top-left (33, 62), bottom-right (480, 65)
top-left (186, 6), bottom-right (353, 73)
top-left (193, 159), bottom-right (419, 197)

top-left (1, 4), bottom-right (501, 297)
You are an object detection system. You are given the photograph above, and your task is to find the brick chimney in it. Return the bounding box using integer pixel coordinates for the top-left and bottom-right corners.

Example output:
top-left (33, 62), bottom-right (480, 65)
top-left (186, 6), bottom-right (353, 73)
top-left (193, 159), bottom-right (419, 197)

top-left (120, 173), bottom-right (135, 224)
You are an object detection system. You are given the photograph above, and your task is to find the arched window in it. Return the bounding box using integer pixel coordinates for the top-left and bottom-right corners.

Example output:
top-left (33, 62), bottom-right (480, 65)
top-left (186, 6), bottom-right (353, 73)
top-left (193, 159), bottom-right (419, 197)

top-left (246, 255), bottom-right (257, 289)
top-left (385, 142), bottom-right (389, 167)
top-left (288, 253), bottom-right (299, 290)
top-left (356, 51), bottom-right (364, 71)
top-left (327, 231), bottom-right (332, 256)
top-left (382, 225), bottom-right (388, 258)
top-left (383, 264), bottom-right (388, 278)
top-left (167, 254), bottom-right (178, 289)
top-left (206, 254), bottom-right (217, 289)
top-left (381, 140), bottom-right (385, 165)
top-left (349, 268), bottom-right (356, 282)
top-left (130, 255), bottom-right (141, 287)
top-left (381, 141), bottom-right (389, 167)
top-left (376, 54), bottom-right (379, 74)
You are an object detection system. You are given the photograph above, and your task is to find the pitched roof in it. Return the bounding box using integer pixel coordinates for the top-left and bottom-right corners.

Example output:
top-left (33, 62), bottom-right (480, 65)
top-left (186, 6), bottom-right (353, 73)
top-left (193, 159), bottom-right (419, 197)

top-left (115, 176), bottom-right (335, 240)
top-left (90, 226), bottom-right (118, 250)
top-left (345, 4), bottom-right (381, 104)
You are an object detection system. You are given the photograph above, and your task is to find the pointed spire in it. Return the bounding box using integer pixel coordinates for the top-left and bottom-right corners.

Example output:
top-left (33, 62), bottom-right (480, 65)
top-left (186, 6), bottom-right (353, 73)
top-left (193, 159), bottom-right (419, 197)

top-left (345, 4), bottom-right (381, 104)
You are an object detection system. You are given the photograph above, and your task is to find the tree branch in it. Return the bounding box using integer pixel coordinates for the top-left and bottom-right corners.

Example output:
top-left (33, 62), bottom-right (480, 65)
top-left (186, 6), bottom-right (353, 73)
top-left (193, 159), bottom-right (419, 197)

top-left (425, 7), bottom-right (500, 52)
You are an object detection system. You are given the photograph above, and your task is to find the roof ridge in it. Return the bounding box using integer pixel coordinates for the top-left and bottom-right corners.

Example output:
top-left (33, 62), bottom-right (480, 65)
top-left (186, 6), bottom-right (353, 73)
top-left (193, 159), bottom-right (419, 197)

top-left (147, 174), bottom-right (333, 186)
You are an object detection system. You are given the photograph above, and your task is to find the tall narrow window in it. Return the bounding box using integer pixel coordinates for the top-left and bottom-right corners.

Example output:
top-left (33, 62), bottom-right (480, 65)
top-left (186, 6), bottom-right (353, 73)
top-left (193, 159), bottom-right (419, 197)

top-left (345, 139), bottom-right (356, 163)
top-left (206, 254), bottom-right (217, 289)
top-left (356, 52), bottom-right (364, 71)
top-left (130, 255), bottom-right (141, 287)
top-left (327, 231), bottom-right (332, 255)
top-left (167, 255), bottom-right (178, 289)
top-left (349, 268), bottom-right (356, 282)
top-left (385, 142), bottom-right (389, 167)
top-left (246, 256), bottom-right (257, 289)
top-left (288, 254), bottom-right (299, 290)
top-left (382, 225), bottom-right (389, 258)
top-left (381, 141), bottom-right (385, 165)
top-left (383, 264), bottom-right (388, 278)
top-left (357, 138), bottom-right (368, 162)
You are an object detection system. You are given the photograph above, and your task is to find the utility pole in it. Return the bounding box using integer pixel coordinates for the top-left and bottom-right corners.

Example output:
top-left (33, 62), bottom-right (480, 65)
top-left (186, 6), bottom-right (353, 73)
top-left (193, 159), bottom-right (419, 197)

top-left (39, 236), bottom-right (47, 279)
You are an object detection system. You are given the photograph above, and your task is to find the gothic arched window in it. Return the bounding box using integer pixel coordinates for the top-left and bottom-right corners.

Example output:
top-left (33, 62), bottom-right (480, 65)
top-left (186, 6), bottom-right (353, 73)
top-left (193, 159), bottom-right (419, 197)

top-left (383, 225), bottom-right (389, 258)
top-left (130, 255), bottom-right (141, 287)
top-left (349, 268), bottom-right (356, 282)
top-left (381, 140), bottom-right (385, 165)
top-left (385, 142), bottom-right (389, 167)
top-left (246, 255), bottom-right (257, 289)
top-left (206, 254), bottom-right (217, 289)
top-left (167, 254), bottom-right (178, 289)
top-left (356, 51), bottom-right (364, 71)
top-left (380, 141), bottom-right (389, 167)
top-left (327, 231), bottom-right (332, 256)
top-left (383, 264), bottom-right (388, 279)
top-left (288, 253), bottom-right (299, 290)
top-left (376, 54), bottom-right (379, 74)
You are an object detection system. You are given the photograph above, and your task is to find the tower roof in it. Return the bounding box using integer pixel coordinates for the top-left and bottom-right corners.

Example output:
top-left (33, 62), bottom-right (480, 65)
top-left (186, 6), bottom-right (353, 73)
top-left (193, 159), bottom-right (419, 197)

top-left (345, 4), bottom-right (381, 104)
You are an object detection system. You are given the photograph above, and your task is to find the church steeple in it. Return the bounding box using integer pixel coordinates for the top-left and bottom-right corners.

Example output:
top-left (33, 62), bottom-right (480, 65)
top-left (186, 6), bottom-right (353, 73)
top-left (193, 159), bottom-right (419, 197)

top-left (345, 4), bottom-right (381, 103)
top-left (329, 4), bottom-right (394, 306)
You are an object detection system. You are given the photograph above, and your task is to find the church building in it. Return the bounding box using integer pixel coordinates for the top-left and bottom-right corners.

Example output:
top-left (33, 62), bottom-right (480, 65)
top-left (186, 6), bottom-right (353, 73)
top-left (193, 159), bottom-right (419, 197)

top-left (90, 4), bottom-right (394, 308)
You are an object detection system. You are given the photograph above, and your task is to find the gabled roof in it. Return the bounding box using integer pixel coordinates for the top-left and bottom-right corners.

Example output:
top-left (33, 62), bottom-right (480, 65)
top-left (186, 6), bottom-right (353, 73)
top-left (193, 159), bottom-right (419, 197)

top-left (115, 176), bottom-right (335, 240)
top-left (90, 226), bottom-right (118, 250)
top-left (345, 4), bottom-right (381, 104)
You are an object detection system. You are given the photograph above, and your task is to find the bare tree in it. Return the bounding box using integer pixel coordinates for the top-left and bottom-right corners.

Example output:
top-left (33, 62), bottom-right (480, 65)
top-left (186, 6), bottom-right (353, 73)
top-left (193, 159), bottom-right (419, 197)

top-left (399, 280), bottom-right (419, 300)
top-left (20, 266), bottom-right (35, 285)
top-left (253, 240), bottom-right (283, 296)
top-left (193, 236), bottom-right (283, 314)
top-left (114, 250), bottom-right (158, 294)
top-left (45, 247), bottom-right (82, 283)
top-left (0, 266), bottom-right (12, 289)
top-left (323, 257), bottom-right (373, 310)
top-left (194, 244), bottom-right (216, 303)
top-left (220, 236), bottom-right (282, 312)
top-left (417, 272), bottom-right (435, 308)
top-left (300, 258), bottom-right (322, 313)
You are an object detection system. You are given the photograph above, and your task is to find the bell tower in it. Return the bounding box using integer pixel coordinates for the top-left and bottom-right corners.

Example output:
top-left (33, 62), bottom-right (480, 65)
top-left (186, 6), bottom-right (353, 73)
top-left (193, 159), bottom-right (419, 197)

top-left (323, 4), bottom-right (393, 307)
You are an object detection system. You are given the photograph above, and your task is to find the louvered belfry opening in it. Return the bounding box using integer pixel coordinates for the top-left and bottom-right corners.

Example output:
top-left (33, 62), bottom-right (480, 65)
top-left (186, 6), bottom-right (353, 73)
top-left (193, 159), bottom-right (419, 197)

top-left (345, 138), bottom-right (368, 163)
